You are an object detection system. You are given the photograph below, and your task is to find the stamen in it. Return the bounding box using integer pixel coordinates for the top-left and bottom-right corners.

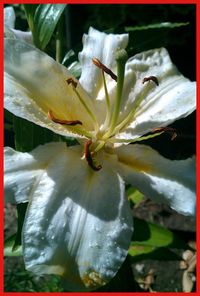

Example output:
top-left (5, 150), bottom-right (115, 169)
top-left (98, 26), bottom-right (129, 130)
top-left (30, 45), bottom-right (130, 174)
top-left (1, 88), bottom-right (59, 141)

top-left (48, 110), bottom-right (82, 126)
top-left (101, 70), bottom-right (112, 127)
top-left (66, 77), bottom-right (99, 132)
top-left (84, 140), bottom-right (102, 171)
top-left (142, 76), bottom-right (159, 86)
top-left (93, 140), bottom-right (105, 153)
top-left (66, 78), bottom-right (78, 88)
top-left (153, 127), bottom-right (177, 141)
top-left (92, 58), bottom-right (117, 82)
top-left (109, 131), bottom-right (164, 143)
top-left (107, 75), bottom-right (159, 138)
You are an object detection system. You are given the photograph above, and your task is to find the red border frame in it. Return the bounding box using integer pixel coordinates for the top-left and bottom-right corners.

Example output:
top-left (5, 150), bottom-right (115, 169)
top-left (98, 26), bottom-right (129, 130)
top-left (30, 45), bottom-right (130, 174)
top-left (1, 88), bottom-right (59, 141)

top-left (1, 0), bottom-right (199, 295)
top-left (2, 0), bottom-right (198, 4)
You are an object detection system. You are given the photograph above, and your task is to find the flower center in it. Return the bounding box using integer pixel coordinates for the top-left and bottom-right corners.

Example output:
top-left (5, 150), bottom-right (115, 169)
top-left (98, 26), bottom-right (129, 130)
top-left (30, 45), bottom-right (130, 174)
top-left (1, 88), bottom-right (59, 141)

top-left (47, 52), bottom-right (175, 171)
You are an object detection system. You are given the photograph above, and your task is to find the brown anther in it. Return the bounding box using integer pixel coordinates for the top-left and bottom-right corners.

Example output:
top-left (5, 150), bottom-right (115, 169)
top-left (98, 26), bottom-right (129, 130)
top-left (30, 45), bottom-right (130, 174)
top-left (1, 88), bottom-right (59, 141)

top-left (84, 140), bottom-right (102, 171)
top-left (48, 110), bottom-right (82, 126)
top-left (142, 76), bottom-right (159, 86)
top-left (92, 58), bottom-right (117, 82)
top-left (153, 127), bottom-right (177, 141)
top-left (66, 78), bottom-right (78, 88)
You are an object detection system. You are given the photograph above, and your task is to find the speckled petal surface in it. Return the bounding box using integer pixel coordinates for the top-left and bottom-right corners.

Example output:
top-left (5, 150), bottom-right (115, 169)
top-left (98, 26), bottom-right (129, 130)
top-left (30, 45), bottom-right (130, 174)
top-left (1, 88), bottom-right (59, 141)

top-left (4, 143), bottom-right (67, 203)
top-left (18, 143), bottom-right (133, 291)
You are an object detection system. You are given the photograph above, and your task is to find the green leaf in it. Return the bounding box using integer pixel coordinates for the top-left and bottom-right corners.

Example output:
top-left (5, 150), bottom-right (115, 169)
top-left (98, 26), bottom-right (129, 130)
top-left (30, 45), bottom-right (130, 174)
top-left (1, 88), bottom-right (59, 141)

top-left (68, 61), bottom-right (81, 78)
top-left (133, 217), bottom-right (187, 248)
top-left (132, 218), bottom-right (174, 247)
top-left (23, 4), bottom-right (38, 32)
top-left (4, 234), bottom-right (22, 257)
top-left (129, 218), bottom-right (188, 258)
top-left (129, 246), bottom-right (181, 261)
top-left (24, 4), bottom-right (66, 50)
top-left (129, 244), bottom-right (155, 256)
top-left (62, 49), bottom-right (76, 65)
top-left (125, 22), bottom-right (189, 32)
top-left (126, 187), bottom-right (144, 206)
top-left (34, 4), bottom-right (66, 50)
top-left (13, 116), bottom-right (60, 152)
top-left (62, 50), bottom-right (81, 78)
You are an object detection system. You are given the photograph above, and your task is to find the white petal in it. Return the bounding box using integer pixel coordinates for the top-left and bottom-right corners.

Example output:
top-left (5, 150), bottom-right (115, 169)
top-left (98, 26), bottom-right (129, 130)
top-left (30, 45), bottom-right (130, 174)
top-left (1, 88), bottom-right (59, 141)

top-left (22, 145), bottom-right (133, 291)
top-left (115, 48), bottom-right (196, 141)
top-left (4, 7), bottom-right (15, 28)
top-left (4, 38), bottom-right (95, 137)
top-left (12, 29), bottom-right (33, 44)
top-left (4, 27), bottom-right (33, 44)
top-left (116, 144), bottom-right (196, 216)
top-left (4, 143), bottom-right (67, 203)
top-left (79, 27), bottom-right (128, 99)
top-left (4, 7), bottom-right (33, 43)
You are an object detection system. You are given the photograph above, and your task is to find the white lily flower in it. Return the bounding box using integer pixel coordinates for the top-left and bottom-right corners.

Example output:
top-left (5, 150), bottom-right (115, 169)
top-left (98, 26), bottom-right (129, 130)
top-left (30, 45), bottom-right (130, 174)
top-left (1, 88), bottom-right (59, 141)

top-left (4, 27), bottom-right (196, 291)
top-left (4, 6), bottom-right (33, 44)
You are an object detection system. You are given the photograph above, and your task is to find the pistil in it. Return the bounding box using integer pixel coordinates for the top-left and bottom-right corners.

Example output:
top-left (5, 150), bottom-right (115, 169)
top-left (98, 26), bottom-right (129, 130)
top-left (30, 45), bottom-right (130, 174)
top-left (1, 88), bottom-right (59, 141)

top-left (103, 49), bottom-right (128, 139)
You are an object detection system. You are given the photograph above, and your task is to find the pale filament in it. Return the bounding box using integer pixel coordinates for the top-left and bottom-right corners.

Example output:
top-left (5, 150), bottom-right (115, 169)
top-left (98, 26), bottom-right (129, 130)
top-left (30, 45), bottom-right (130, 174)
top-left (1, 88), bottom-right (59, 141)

top-left (67, 78), bottom-right (99, 133)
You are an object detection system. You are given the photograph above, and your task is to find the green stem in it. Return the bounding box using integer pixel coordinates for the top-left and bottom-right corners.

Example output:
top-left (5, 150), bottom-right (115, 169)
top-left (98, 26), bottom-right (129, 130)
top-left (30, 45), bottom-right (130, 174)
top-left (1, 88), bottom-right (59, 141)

top-left (56, 15), bottom-right (64, 63)
top-left (103, 49), bottom-right (128, 139)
